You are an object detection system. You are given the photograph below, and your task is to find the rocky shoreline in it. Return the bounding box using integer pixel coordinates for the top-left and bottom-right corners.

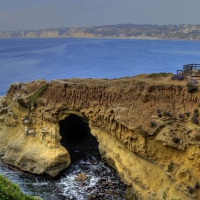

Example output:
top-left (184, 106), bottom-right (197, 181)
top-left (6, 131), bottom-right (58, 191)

top-left (0, 75), bottom-right (200, 199)
top-left (1, 24), bottom-right (200, 40)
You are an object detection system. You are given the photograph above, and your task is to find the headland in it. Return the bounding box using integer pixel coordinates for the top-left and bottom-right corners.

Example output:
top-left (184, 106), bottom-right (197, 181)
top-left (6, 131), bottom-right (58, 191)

top-left (0, 74), bottom-right (200, 200)
top-left (1, 24), bottom-right (200, 40)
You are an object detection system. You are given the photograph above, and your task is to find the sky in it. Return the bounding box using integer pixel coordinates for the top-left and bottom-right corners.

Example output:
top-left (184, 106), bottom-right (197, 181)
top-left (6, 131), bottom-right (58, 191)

top-left (0, 0), bottom-right (200, 31)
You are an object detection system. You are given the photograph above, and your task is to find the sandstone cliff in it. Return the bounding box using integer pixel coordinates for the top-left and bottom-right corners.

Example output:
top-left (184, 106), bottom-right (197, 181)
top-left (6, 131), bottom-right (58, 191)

top-left (1, 24), bottom-right (200, 40)
top-left (0, 75), bottom-right (200, 200)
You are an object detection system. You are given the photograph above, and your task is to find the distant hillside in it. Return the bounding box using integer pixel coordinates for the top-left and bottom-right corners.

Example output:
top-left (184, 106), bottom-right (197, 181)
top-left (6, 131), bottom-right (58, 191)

top-left (1, 24), bottom-right (200, 40)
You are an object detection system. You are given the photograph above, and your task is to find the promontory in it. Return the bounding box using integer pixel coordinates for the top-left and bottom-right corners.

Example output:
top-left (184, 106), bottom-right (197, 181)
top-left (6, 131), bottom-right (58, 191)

top-left (0, 74), bottom-right (200, 200)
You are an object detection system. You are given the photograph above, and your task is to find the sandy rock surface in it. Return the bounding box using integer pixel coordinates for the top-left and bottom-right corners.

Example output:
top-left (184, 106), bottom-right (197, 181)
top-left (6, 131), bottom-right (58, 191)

top-left (0, 75), bottom-right (200, 199)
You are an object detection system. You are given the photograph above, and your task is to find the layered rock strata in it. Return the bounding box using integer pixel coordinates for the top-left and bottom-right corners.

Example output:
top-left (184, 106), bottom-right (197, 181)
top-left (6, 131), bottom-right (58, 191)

top-left (0, 76), bottom-right (200, 200)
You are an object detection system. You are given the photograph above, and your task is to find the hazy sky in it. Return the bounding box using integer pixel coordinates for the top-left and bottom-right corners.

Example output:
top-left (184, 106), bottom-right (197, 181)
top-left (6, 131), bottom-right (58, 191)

top-left (1, 0), bottom-right (200, 31)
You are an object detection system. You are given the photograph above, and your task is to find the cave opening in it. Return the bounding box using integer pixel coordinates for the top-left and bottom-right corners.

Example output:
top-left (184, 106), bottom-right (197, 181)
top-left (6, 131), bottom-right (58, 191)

top-left (58, 114), bottom-right (127, 199)
top-left (59, 114), bottom-right (99, 160)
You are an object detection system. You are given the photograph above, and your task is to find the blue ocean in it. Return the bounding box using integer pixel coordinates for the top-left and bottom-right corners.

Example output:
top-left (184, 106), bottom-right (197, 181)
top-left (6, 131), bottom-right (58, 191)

top-left (1, 38), bottom-right (200, 95)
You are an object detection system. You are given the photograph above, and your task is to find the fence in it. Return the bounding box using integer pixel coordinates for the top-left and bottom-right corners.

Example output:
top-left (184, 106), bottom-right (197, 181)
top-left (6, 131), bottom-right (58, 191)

top-left (177, 64), bottom-right (200, 79)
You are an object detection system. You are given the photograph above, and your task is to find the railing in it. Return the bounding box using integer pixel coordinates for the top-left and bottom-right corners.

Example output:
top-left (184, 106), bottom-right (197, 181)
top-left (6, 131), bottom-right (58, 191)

top-left (177, 64), bottom-right (200, 78)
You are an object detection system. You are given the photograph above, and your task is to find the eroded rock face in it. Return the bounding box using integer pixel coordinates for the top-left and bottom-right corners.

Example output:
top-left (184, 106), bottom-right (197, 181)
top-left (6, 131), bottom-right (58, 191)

top-left (1, 76), bottom-right (200, 199)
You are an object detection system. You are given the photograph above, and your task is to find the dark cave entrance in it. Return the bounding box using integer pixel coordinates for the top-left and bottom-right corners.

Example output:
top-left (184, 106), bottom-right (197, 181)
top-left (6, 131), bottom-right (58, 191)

top-left (59, 114), bottom-right (99, 160)
top-left (58, 114), bottom-right (127, 199)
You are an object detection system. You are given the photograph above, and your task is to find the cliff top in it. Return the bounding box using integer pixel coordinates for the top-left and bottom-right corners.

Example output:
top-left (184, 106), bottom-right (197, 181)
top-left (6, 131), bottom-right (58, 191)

top-left (59, 73), bottom-right (186, 86)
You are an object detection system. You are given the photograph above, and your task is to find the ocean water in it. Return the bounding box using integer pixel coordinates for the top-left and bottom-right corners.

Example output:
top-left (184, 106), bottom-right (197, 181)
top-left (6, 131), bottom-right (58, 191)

top-left (0, 38), bottom-right (200, 95)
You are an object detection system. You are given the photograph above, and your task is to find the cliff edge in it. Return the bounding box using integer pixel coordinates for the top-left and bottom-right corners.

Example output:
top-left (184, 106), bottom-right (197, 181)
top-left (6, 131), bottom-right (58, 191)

top-left (0, 75), bottom-right (200, 200)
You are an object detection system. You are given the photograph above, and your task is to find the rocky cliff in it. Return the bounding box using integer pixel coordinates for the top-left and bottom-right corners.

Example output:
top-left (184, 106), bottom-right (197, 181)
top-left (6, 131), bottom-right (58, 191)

top-left (1, 24), bottom-right (200, 40)
top-left (0, 75), bottom-right (200, 200)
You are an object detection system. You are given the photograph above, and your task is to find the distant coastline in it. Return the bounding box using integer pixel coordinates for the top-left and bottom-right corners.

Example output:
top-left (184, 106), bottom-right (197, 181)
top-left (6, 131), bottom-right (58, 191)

top-left (1, 24), bottom-right (200, 40)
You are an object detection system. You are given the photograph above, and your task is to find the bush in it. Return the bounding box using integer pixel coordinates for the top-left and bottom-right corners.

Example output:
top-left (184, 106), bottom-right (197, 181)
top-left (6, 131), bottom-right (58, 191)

top-left (28, 83), bottom-right (49, 104)
top-left (0, 174), bottom-right (35, 200)
top-left (171, 74), bottom-right (184, 80)
top-left (147, 72), bottom-right (172, 78)
top-left (187, 80), bottom-right (198, 93)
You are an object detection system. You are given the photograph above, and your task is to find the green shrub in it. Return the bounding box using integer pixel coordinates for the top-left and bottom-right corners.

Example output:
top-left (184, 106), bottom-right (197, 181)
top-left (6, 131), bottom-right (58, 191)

top-left (28, 83), bottom-right (49, 104)
top-left (147, 72), bottom-right (172, 78)
top-left (187, 80), bottom-right (198, 93)
top-left (0, 174), bottom-right (35, 200)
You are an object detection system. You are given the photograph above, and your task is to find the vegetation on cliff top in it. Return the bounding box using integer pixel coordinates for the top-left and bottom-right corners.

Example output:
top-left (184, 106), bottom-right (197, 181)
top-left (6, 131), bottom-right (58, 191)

top-left (28, 83), bottom-right (49, 104)
top-left (187, 80), bottom-right (198, 93)
top-left (147, 72), bottom-right (172, 78)
top-left (0, 174), bottom-right (36, 200)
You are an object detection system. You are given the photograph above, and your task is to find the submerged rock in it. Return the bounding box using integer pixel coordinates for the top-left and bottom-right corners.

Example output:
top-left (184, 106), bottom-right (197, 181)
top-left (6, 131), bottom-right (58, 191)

top-left (75, 173), bottom-right (88, 181)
